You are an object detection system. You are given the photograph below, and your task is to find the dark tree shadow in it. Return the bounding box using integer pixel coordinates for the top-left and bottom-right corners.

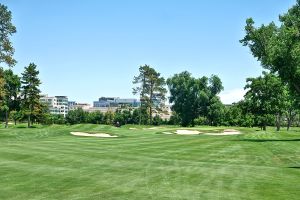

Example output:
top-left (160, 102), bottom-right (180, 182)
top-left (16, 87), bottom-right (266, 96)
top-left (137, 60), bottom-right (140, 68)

top-left (233, 139), bottom-right (300, 142)
top-left (287, 166), bottom-right (300, 169)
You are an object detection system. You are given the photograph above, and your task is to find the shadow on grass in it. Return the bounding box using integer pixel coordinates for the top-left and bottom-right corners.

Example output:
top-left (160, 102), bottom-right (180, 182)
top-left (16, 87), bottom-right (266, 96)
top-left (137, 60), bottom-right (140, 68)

top-left (287, 166), bottom-right (300, 169)
top-left (234, 139), bottom-right (300, 142)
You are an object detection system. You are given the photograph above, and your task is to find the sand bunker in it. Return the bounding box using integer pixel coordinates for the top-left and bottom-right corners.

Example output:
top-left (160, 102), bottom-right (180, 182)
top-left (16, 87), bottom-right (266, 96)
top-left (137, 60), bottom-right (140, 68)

top-left (162, 132), bottom-right (174, 135)
top-left (129, 128), bottom-right (137, 130)
top-left (205, 129), bottom-right (241, 136)
top-left (176, 130), bottom-right (201, 135)
top-left (70, 132), bottom-right (118, 138)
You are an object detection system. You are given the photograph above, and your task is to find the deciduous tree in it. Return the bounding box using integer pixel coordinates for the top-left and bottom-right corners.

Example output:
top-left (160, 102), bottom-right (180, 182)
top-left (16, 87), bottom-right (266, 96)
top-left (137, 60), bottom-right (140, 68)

top-left (241, 0), bottom-right (300, 96)
top-left (3, 69), bottom-right (20, 128)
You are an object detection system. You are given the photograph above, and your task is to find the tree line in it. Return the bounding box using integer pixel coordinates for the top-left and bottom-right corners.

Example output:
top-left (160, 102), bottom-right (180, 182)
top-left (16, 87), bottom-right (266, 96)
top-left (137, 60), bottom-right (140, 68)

top-left (1, 2), bottom-right (300, 130)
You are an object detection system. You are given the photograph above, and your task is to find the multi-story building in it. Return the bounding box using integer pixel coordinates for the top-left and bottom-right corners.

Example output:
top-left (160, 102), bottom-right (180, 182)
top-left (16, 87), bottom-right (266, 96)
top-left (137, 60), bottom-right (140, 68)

top-left (93, 97), bottom-right (140, 108)
top-left (40, 95), bottom-right (69, 117)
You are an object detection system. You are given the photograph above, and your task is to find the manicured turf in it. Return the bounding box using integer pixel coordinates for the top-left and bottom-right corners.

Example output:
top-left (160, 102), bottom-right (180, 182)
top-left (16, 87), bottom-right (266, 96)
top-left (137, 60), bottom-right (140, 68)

top-left (0, 124), bottom-right (299, 199)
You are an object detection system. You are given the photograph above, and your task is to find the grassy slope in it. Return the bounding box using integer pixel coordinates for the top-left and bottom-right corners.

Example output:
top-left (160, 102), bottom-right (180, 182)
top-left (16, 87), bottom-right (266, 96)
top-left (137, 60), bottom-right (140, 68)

top-left (0, 124), bottom-right (299, 200)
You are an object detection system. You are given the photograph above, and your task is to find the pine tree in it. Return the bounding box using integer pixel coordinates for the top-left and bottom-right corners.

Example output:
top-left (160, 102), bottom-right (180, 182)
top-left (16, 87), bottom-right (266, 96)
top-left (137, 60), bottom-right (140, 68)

top-left (133, 65), bottom-right (166, 125)
top-left (21, 63), bottom-right (41, 128)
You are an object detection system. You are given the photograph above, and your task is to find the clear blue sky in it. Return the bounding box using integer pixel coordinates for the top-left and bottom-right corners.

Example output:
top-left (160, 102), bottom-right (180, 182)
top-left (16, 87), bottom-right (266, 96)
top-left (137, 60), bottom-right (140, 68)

top-left (2, 0), bottom-right (296, 104)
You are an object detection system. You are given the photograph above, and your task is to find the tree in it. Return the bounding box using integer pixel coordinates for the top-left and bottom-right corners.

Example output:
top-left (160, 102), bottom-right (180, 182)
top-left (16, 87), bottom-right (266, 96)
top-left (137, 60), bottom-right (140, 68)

top-left (86, 111), bottom-right (104, 124)
top-left (206, 75), bottom-right (224, 126)
top-left (167, 71), bottom-right (224, 127)
top-left (244, 72), bottom-right (287, 131)
top-left (167, 71), bottom-right (199, 126)
top-left (66, 108), bottom-right (87, 125)
top-left (33, 102), bottom-right (50, 125)
top-left (240, 1), bottom-right (300, 96)
top-left (133, 65), bottom-right (167, 125)
top-left (0, 68), bottom-right (5, 117)
top-left (0, 4), bottom-right (17, 68)
top-left (10, 110), bottom-right (22, 125)
top-left (3, 69), bottom-right (20, 128)
top-left (284, 91), bottom-right (300, 131)
top-left (104, 111), bottom-right (114, 125)
top-left (207, 96), bottom-right (225, 126)
top-left (21, 63), bottom-right (42, 128)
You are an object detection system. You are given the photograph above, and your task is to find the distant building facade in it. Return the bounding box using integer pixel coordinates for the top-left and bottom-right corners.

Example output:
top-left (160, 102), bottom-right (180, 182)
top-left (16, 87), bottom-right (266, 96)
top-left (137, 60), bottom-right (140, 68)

top-left (93, 97), bottom-right (140, 108)
top-left (40, 95), bottom-right (69, 117)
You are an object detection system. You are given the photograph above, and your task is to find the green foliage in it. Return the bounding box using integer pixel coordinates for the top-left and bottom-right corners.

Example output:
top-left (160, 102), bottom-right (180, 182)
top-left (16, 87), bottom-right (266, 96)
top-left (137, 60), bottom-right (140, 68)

top-left (0, 3), bottom-right (17, 67)
top-left (86, 111), bottom-right (104, 124)
top-left (207, 96), bottom-right (225, 126)
top-left (167, 71), bottom-right (224, 127)
top-left (0, 68), bottom-right (6, 114)
top-left (2, 69), bottom-right (21, 127)
top-left (241, 1), bottom-right (300, 96)
top-left (66, 108), bottom-right (87, 125)
top-left (244, 72), bottom-right (288, 130)
top-left (152, 114), bottom-right (163, 126)
top-left (20, 63), bottom-right (42, 127)
top-left (133, 65), bottom-right (167, 124)
top-left (9, 110), bottom-right (22, 125)
top-left (193, 116), bottom-right (208, 126)
top-left (168, 112), bottom-right (181, 125)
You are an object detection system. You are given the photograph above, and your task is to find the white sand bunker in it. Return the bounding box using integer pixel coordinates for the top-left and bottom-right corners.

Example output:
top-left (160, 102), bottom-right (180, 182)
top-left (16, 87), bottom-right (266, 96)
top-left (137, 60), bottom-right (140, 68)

top-left (176, 130), bottom-right (201, 135)
top-left (129, 128), bottom-right (137, 130)
top-left (205, 129), bottom-right (241, 136)
top-left (70, 132), bottom-right (118, 138)
top-left (162, 132), bottom-right (174, 135)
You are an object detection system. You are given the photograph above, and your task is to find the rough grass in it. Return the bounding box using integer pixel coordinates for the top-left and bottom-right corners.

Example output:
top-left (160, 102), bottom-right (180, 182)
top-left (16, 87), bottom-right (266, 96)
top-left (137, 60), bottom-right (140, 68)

top-left (0, 124), bottom-right (299, 199)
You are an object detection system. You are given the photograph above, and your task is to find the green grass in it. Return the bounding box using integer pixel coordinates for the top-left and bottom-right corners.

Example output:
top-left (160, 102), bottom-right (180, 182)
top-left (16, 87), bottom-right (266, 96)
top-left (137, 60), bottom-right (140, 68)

top-left (0, 124), bottom-right (299, 199)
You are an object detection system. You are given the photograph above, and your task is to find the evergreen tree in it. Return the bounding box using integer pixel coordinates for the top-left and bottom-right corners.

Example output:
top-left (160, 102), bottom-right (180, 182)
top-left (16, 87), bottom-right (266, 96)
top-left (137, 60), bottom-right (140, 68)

top-left (21, 63), bottom-right (41, 128)
top-left (0, 4), bottom-right (17, 67)
top-left (133, 65), bottom-right (166, 125)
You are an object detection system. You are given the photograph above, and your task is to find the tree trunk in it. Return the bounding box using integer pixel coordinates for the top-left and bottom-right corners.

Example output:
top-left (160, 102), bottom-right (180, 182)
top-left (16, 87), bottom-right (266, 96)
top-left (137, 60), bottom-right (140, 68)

top-left (28, 114), bottom-right (31, 128)
top-left (263, 124), bottom-right (266, 131)
top-left (287, 110), bottom-right (292, 131)
top-left (149, 106), bottom-right (152, 125)
top-left (287, 119), bottom-right (292, 131)
top-left (287, 111), bottom-right (296, 131)
top-left (139, 103), bottom-right (142, 125)
top-left (149, 87), bottom-right (153, 125)
top-left (5, 110), bottom-right (8, 128)
top-left (275, 113), bottom-right (281, 131)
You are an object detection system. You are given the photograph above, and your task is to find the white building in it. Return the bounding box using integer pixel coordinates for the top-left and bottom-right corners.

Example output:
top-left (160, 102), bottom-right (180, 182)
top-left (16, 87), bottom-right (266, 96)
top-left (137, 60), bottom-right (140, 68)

top-left (40, 95), bottom-right (69, 117)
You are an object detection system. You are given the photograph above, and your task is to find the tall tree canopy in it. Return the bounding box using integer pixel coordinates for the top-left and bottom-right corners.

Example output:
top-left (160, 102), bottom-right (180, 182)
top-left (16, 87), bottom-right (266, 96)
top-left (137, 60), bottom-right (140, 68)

top-left (167, 71), bottom-right (224, 127)
top-left (244, 72), bottom-right (288, 131)
top-left (133, 65), bottom-right (166, 125)
top-left (0, 4), bottom-right (17, 115)
top-left (21, 63), bottom-right (41, 128)
top-left (0, 3), bottom-right (17, 67)
top-left (240, 0), bottom-right (300, 96)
